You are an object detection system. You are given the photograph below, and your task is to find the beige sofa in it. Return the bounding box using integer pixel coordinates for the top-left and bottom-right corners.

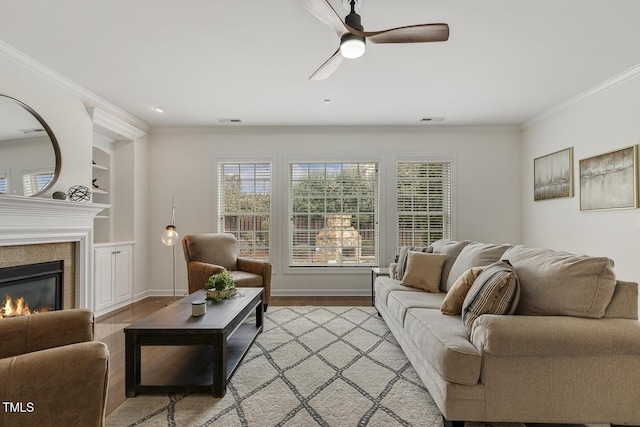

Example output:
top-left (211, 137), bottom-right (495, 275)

top-left (374, 240), bottom-right (640, 425)
top-left (0, 309), bottom-right (110, 427)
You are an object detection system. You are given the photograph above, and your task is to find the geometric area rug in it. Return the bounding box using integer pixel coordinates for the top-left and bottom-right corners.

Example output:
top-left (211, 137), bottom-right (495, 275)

top-left (106, 306), bottom-right (443, 426)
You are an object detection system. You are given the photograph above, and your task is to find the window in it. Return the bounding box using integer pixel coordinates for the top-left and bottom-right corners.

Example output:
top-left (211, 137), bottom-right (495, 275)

top-left (22, 172), bottom-right (53, 196)
top-left (289, 162), bottom-right (379, 267)
top-left (217, 162), bottom-right (271, 261)
top-left (396, 161), bottom-right (451, 249)
top-left (0, 175), bottom-right (6, 194)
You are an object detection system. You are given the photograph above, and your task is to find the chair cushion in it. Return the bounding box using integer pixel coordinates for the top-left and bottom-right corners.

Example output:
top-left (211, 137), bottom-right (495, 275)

top-left (230, 271), bottom-right (264, 287)
top-left (400, 252), bottom-right (446, 292)
top-left (405, 308), bottom-right (482, 386)
top-left (387, 290), bottom-right (447, 326)
top-left (502, 245), bottom-right (616, 318)
top-left (183, 233), bottom-right (238, 270)
top-left (375, 276), bottom-right (423, 306)
top-left (446, 242), bottom-right (511, 291)
top-left (462, 260), bottom-right (520, 335)
top-left (430, 240), bottom-right (471, 291)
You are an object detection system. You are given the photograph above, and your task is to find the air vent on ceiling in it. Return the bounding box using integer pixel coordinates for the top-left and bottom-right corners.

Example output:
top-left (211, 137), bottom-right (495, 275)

top-left (218, 118), bottom-right (243, 125)
top-left (420, 117), bottom-right (445, 123)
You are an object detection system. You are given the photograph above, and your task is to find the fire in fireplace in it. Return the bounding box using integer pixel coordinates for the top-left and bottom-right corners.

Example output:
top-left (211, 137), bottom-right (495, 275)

top-left (0, 261), bottom-right (63, 318)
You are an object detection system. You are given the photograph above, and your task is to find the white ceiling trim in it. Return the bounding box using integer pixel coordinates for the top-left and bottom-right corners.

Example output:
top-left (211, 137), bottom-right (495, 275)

top-left (0, 40), bottom-right (149, 133)
top-left (523, 62), bottom-right (640, 129)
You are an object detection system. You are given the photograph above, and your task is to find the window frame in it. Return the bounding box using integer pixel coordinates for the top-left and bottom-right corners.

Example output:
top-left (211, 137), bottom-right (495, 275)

top-left (393, 155), bottom-right (457, 253)
top-left (285, 156), bottom-right (382, 273)
top-left (216, 159), bottom-right (273, 262)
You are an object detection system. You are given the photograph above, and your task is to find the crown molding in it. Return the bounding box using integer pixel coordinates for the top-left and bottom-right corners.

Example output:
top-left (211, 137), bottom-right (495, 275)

top-left (523, 63), bottom-right (640, 129)
top-left (87, 107), bottom-right (146, 141)
top-left (0, 40), bottom-right (149, 133)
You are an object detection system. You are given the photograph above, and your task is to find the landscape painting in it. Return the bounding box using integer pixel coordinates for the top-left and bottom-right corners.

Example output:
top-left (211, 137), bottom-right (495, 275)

top-left (580, 145), bottom-right (638, 211)
top-left (534, 147), bottom-right (573, 201)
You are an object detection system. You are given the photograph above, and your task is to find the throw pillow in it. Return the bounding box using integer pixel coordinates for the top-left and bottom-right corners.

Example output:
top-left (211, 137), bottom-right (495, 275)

top-left (430, 240), bottom-right (471, 292)
top-left (395, 245), bottom-right (432, 280)
top-left (445, 242), bottom-right (511, 291)
top-left (441, 267), bottom-right (484, 315)
top-left (401, 252), bottom-right (446, 292)
top-left (461, 260), bottom-right (520, 334)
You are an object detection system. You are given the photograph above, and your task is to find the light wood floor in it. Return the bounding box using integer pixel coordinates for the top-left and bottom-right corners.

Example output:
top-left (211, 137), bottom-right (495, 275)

top-left (97, 295), bottom-right (371, 417)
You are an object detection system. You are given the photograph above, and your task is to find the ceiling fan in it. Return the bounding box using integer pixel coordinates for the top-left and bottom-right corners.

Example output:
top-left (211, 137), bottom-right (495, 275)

top-left (299, 0), bottom-right (449, 80)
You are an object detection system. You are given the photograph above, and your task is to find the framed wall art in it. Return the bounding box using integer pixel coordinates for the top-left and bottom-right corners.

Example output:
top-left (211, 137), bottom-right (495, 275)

top-left (534, 147), bottom-right (573, 201)
top-left (579, 145), bottom-right (638, 211)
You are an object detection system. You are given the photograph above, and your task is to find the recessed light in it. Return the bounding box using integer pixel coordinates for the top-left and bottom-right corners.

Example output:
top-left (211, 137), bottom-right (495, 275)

top-left (153, 106), bottom-right (164, 113)
top-left (324, 99), bottom-right (331, 105)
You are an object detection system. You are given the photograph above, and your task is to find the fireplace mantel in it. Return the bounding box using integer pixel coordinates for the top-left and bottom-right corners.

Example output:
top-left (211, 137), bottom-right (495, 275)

top-left (0, 195), bottom-right (109, 310)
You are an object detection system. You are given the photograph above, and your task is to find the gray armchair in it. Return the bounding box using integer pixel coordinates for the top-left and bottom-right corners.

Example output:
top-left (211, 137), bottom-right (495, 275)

top-left (182, 233), bottom-right (272, 310)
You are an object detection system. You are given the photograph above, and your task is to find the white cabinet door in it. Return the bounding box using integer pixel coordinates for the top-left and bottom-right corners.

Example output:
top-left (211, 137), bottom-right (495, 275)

top-left (114, 244), bottom-right (133, 304)
top-left (94, 247), bottom-right (116, 311)
top-left (94, 243), bottom-right (134, 313)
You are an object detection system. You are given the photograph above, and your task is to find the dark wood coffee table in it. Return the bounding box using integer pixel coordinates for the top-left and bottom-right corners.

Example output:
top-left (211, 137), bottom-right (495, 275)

top-left (124, 287), bottom-right (263, 398)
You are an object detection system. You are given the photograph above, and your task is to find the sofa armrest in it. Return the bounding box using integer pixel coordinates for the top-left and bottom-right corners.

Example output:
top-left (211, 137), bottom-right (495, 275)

top-left (237, 257), bottom-right (272, 304)
top-left (0, 341), bottom-right (109, 427)
top-left (186, 260), bottom-right (225, 294)
top-left (471, 314), bottom-right (640, 357)
top-left (0, 309), bottom-right (94, 359)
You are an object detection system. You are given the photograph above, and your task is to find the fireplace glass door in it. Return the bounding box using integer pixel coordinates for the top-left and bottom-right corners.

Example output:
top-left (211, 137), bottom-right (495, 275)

top-left (0, 261), bottom-right (63, 317)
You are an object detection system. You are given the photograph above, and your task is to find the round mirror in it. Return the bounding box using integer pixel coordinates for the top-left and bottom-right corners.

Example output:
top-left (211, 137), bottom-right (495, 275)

top-left (0, 95), bottom-right (61, 196)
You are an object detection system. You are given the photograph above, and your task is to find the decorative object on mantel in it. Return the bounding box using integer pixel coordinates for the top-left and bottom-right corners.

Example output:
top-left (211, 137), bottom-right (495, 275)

top-left (161, 196), bottom-right (179, 302)
top-left (52, 191), bottom-right (67, 200)
top-left (205, 269), bottom-right (237, 302)
top-left (92, 178), bottom-right (98, 189)
top-left (533, 147), bottom-right (573, 201)
top-left (68, 185), bottom-right (91, 202)
top-left (580, 145), bottom-right (638, 211)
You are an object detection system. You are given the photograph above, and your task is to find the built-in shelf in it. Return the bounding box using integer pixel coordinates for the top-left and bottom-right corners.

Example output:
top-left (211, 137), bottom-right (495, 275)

top-left (92, 188), bottom-right (109, 195)
top-left (95, 215), bottom-right (109, 219)
top-left (92, 163), bottom-right (109, 171)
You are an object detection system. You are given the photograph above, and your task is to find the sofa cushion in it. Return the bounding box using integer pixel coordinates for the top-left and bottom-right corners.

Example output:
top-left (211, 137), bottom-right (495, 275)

top-left (441, 267), bottom-right (484, 315)
top-left (388, 290), bottom-right (447, 326)
top-left (430, 239), bottom-right (471, 291)
top-left (375, 276), bottom-right (423, 306)
top-left (462, 260), bottom-right (520, 334)
top-left (395, 245), bottom-right (432, 280)
top-left (401, 252), bottom-right (446, 292)
top-left (404, 308), bottom-right (482, 386)
top-left (501, 245), bottom-right (616, 318)
top-left (446, 242), bottom-right (511, 291)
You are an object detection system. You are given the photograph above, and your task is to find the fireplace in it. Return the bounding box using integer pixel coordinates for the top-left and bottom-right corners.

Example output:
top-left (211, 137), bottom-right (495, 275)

top-left (0, 261), bottom-right (63, 317)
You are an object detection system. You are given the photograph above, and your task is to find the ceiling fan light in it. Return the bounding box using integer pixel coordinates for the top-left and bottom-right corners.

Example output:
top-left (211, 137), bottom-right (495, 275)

top-left (340, 34), bottom-right (366, 59)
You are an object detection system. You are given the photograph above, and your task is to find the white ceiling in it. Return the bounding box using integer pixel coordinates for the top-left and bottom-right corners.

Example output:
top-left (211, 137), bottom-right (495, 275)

top-left (1, 0), bottom-right (639, 128)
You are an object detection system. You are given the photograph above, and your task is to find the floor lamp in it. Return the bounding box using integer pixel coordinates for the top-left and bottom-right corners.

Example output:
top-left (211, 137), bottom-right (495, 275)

top-left (161, 197), bottom-right (179, 302)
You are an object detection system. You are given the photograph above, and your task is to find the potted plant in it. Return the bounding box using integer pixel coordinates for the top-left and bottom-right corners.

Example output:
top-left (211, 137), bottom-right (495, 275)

top-left (205, 269), bottom-right (237, 302)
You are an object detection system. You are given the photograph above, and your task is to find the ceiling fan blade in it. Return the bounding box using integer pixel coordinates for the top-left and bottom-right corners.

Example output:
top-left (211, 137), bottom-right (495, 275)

top-left (298, 0), bottom-right (349, 37)
top-left (348, 23), bottom-right (449, 44)
top-left (309, 49), bottom-right (344, 80)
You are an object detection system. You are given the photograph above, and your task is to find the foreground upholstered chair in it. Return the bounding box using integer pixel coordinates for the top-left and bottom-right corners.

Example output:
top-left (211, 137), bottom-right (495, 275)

top-left (182, 233), bottom-right (272, 310)
top-left (0, 309), bottom-right (109, 427)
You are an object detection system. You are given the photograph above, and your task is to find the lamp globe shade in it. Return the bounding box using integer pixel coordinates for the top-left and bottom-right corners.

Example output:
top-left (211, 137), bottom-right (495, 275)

top-left (161, 225), bottom-right (179, 246)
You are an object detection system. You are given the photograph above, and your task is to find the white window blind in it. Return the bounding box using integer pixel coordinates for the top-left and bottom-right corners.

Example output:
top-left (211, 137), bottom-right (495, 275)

top-left (0, 175), bottom-right (6, 194)
top-left (288, 162), bottom-right (379, 267)
top-left (396, 161), bottom-right (451, 249)
top-left (22, 172), bottom-right (53, 196)
top-left (218, 162), bottom-right (271, 261)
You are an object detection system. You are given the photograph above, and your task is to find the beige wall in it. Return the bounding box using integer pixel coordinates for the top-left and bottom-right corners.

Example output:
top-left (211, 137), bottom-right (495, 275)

top-left (521, 72), bottom-right (640, 312)
top-left (148, 126), bottom-right (522, 296)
